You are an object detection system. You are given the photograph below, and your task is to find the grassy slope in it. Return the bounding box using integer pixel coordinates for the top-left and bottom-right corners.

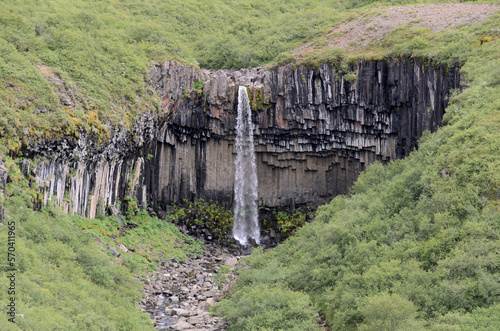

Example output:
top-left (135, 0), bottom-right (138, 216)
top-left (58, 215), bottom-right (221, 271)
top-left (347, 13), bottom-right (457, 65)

top-left (273, 2), bottom-right (500, 69)
top-left (214, 12), bottom-right (500, 331)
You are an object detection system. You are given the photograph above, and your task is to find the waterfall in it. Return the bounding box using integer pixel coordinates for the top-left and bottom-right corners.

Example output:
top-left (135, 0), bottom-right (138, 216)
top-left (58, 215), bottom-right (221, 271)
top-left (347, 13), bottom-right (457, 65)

top-left (233, 86), bottom-right (260, 245)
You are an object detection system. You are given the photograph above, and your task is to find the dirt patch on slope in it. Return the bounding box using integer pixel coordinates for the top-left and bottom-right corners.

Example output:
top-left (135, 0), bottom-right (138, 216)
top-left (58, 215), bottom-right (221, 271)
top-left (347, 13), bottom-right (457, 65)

top-left (293, 4), bottom-right (499, 57)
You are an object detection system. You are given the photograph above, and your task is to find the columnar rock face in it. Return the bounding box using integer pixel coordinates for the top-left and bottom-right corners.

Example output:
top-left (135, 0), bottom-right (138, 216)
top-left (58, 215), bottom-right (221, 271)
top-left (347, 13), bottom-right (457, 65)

top-left (150, 59), bottom-right (461, 209)
top-left (25, 112), bottom-right (159, 219)
top-left (25, 59), bottom-right (460, 218)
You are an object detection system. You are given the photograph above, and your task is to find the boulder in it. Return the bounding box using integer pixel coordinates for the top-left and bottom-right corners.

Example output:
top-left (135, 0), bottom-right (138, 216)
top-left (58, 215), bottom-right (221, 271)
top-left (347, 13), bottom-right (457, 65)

top-left (203, 298), bottom-right (216, 311)
top-left (173, 308), bottom-right (190, 317)
top-left (187, 316), bottom-right (204, 325)
top-left (171, 321), bottom-right (194, 330)
top-left (226, 257), bottom-right (238, 267)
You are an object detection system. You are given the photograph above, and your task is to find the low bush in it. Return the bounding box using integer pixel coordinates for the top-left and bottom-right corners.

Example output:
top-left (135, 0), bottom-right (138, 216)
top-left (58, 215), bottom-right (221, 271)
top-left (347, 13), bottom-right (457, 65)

top-left (171, 199), bottom-right (234, 242)
top-left (212, 283), bottom-right (319, 331)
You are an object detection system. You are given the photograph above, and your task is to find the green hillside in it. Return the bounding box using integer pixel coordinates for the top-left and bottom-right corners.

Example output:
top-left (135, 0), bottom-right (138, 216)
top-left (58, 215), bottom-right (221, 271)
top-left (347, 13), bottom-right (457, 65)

top-left (1, 0), bottom-right (500, 330)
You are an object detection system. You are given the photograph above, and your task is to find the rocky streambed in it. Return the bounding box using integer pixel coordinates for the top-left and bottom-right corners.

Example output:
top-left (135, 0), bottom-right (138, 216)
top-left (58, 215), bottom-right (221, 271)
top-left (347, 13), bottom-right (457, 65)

top-left (138, 242), bottom-right (239, 330)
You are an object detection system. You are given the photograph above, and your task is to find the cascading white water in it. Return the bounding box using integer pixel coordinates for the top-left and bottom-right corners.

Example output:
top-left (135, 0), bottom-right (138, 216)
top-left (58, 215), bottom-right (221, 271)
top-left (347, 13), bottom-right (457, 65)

top-left (233, 86), bottom-right (260, 245)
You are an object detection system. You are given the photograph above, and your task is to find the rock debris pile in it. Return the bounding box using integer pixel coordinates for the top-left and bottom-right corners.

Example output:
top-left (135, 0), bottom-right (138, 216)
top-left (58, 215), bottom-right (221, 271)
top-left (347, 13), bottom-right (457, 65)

top-left (138, 243), bottom-right (239, 330)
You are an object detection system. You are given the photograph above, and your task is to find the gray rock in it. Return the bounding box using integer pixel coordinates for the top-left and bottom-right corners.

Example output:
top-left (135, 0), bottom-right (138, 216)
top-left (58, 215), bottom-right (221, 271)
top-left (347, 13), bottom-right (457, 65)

top-left (226, 257), bottom-right (238, 267)
top-left (110, 247), bottom-right (120, 257)
top-left (147, 59), bottom-right (460, 210)
top-left (173, 308), bottom-right (190, 317)
top-left (187, 316), bottom-right (204, 325)
top-left (171, 320), bottom-right (193, 330)
top-left (202, 291), bottom-right (215, 298)
top-left (203, 298), bottom-right (216, 311)
top-left (21, 54), bottom-right (459, 239)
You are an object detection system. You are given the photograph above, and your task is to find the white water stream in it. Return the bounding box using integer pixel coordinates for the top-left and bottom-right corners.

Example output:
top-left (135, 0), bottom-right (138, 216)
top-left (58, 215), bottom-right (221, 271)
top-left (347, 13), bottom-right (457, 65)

top-left (233, 86), bottom-right (260, 245)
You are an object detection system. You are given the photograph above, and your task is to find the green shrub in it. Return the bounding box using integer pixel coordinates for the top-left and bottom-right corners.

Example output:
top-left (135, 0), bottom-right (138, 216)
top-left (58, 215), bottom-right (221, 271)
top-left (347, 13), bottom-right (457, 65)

top-left (213, 283), bottom-right (319, 331)
top-left (171, 199), bottom-right (234, 242)
top-left (358, 293), bottom-right (424, 331)
top-left (259, 206), bottom-right (314, 240)
top-left (192, 80), bottom-right (204, 94)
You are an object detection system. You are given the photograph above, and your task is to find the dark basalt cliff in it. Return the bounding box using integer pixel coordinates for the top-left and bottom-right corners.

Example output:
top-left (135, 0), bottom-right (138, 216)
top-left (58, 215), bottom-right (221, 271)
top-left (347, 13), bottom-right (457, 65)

top-left (27, 59), bottom-right (461, 218)
top-left (149, 59), bottom-right (460, 209)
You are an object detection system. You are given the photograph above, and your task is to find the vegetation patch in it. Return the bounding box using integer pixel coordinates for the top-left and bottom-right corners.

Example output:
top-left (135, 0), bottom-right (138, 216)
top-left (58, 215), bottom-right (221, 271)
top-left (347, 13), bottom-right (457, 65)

top-left (74, 212), bottom-right (203, 275)
top-left (260, 206), bottom-right (315, 241)
top-left (170, 199), bottom-right (235, 245)
top-left (168, 199), bottom-right (316, 247)
top-left (213, 274), bottom-right (320, 331)
top-left (290, 3), bottom-right (500, 66)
